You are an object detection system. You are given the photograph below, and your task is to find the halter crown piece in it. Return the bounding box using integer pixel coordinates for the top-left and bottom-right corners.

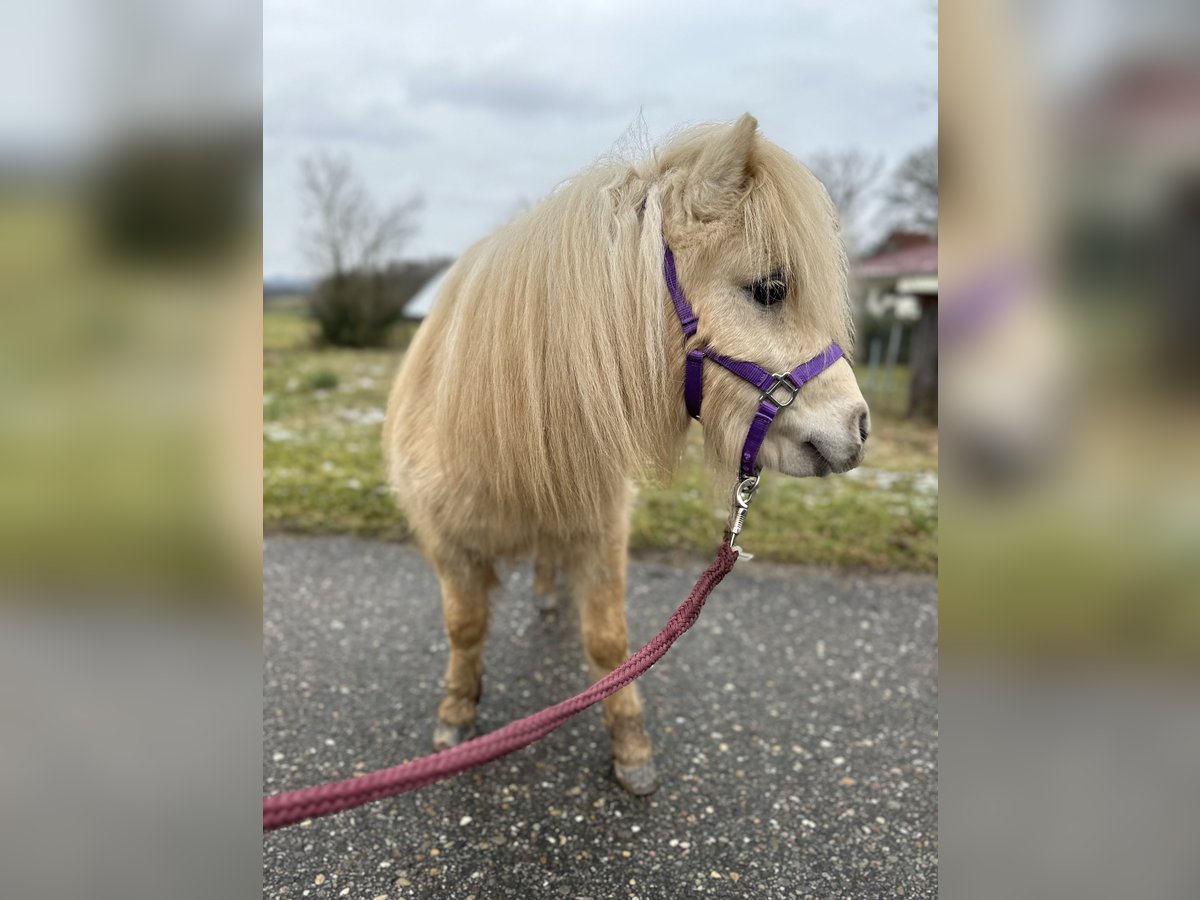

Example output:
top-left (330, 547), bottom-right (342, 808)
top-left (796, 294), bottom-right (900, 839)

top-left (662, 243), bottom-right (844, 546)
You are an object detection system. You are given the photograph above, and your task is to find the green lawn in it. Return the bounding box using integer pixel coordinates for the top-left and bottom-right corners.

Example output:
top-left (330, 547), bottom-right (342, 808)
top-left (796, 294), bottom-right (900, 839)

top-left (264, 309), bottom-right (937, 572)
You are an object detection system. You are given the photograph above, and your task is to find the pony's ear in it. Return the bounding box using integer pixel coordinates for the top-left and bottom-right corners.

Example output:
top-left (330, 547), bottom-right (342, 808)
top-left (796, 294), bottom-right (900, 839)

top-left (684, 113), bottom-right (758, 221)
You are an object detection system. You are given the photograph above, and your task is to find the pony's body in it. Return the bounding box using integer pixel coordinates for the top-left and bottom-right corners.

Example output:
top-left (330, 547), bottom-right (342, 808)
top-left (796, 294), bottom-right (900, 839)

top-left (384, 115), bottom-right (867, 792)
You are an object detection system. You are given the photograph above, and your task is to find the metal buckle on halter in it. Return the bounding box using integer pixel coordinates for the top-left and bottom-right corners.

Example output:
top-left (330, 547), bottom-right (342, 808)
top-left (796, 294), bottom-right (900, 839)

top-left (760, 373), bottom-right (799, 408)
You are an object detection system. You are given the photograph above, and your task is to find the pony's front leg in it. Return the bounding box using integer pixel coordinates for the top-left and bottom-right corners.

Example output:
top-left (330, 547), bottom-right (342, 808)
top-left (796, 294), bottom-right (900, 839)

top-left (566, 534), bottom-right (659, 795)
top-left (430, 552), bottom-right (496, 750)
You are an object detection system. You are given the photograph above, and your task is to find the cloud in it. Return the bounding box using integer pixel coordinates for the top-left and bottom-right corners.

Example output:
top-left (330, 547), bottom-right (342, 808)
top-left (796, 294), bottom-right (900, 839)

top-left (406, 63), bottom-right (621, 119)
top-left (264, 0), bottom-right (938, 274)
top-left (264, 80), bottom-right (428, 146)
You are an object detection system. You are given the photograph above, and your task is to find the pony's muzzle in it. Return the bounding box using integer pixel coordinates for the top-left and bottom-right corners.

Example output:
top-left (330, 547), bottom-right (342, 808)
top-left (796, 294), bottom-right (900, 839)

top-left (840, 402), bottom-right (871, 469)
top-left (803, 402), bottom-right (870, 475)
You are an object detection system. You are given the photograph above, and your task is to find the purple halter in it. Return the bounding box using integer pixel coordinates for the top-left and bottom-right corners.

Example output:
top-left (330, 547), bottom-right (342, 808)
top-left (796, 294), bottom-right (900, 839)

top-left (663, 244), bottom-right (845, 479)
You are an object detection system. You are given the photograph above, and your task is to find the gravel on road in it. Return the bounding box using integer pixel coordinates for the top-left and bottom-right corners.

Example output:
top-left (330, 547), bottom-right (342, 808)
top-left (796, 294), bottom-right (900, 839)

top-left (263, 535), bottom-right (937, 899)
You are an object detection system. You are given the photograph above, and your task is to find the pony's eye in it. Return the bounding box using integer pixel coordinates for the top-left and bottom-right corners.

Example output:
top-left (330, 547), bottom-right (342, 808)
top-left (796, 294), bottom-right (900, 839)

top-left (746, 276), bottom-right (788, 307)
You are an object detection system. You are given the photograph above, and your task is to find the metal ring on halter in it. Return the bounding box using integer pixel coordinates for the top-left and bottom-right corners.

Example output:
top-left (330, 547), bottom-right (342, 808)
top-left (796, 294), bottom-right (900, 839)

top-left (735, 473), bottom-right (760, 507)
top-left (760, 373), bottom-right (800, 408)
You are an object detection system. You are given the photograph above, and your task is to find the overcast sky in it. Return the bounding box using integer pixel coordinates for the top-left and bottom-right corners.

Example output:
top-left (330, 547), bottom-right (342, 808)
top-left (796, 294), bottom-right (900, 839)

top-left (264, 0), bottom-right (937, 278)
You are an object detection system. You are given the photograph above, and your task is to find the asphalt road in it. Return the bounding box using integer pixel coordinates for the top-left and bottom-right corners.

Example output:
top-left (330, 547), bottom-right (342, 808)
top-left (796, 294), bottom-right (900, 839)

top-left (263, 536), bottom-right (938, 899)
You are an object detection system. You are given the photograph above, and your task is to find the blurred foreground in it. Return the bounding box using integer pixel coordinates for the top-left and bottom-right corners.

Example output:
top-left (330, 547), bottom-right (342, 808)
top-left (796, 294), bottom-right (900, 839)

top-left (941, 0), bottom-right (1199, 896)
top-left (1, 1), bottom-right (261, 898)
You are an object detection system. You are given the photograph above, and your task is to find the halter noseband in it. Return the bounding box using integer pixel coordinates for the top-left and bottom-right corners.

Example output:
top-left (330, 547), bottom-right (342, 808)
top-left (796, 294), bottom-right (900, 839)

top-left (663, 244), bottom-right (844, 482)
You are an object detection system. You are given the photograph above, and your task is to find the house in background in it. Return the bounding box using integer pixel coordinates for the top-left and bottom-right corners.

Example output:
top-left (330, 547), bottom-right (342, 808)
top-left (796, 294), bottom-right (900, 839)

top-left (402, 267), bottom-right (451, 319)
top-left (1059, 55), bottom-right (1200, 383)
top-left (854, 232), bottom-right (938, 421)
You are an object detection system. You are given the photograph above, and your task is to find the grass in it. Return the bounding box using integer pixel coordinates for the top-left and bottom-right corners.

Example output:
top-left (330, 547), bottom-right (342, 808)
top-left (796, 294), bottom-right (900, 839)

top-left (939, 494), bottom-right (1200, 663)
top-left (860, 364), bottom-right (913, 420)
top-left (264, 308), bottom-right (937, 572)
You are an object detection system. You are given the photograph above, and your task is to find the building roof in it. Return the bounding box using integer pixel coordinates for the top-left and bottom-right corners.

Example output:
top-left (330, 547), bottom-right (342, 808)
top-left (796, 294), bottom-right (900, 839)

top-left (854, 241), bottom-right (938, 280)
top-left (402, 268), bottom-right (450, 318)
top-left (1072, 57), bottom-right (1200, 139)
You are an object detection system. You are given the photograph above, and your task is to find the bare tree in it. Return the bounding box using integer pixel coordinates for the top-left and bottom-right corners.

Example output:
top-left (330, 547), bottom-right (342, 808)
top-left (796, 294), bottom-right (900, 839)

top-left (809, 149), bottom-right (884, 256)
top-left (296, 152), bottom-right (426, 347)
top-left (884, 141), bottom-right (939, 235)
top-left (298, 152), bottom-right (422, 277)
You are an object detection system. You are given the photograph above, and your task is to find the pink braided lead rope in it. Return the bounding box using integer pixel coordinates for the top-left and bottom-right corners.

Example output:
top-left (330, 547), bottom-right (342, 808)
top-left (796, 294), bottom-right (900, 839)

top-left (263, 544), bottom-right (739, 831)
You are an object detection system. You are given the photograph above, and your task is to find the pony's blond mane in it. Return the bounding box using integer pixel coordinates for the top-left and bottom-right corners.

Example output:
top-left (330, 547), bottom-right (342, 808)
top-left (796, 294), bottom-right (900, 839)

top-left (393, 122), bottom-right (851, 532)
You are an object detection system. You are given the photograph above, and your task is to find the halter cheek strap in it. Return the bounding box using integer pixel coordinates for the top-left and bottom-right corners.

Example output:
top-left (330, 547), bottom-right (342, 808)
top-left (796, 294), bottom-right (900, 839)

top-left (663, 244), bottom-right (845, 479)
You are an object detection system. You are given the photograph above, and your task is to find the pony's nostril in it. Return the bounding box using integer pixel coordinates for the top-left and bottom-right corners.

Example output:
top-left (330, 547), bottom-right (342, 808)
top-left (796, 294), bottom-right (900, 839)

top-left (857, 411), bottom-right (870, 443)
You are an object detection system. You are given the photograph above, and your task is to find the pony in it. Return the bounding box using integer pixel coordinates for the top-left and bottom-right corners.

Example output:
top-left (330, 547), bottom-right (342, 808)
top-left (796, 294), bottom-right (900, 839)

top-left (383, 114), bottom-right (868, 794)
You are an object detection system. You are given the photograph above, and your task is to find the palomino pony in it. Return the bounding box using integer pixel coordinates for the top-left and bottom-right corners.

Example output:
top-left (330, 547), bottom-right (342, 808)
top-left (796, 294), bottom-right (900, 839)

top-left (384, 114), bottom-right (868, 794)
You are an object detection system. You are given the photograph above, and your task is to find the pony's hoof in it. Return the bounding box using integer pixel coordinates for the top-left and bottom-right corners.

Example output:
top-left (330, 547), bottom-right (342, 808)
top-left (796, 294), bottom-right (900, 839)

top-left (432, 721), bottom-right (476, 751)
top-left (614, 760), bottom-right (660, 796)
